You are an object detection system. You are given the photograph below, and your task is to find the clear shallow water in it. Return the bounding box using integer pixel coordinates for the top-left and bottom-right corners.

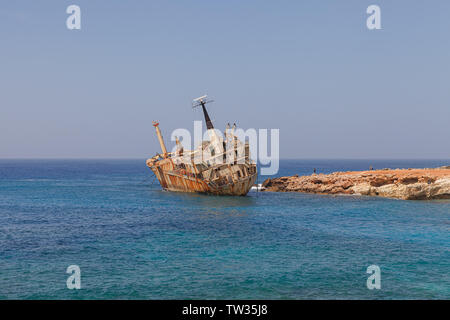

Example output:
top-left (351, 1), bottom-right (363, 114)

top-left (0, 159), bottom-right (449, 299)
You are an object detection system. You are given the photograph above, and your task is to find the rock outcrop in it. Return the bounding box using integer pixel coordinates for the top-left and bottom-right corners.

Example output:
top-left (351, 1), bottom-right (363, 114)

top-left (261, 168), bottom-right (450, 200)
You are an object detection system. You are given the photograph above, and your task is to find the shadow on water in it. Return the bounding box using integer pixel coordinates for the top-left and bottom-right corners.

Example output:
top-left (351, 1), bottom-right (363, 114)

top-left (149, 188), bottom-right (258, 216)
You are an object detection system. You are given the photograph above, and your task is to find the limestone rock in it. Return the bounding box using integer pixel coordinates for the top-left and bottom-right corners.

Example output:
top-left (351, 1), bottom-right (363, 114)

top-left (262, 168), bottom-right (450, 200)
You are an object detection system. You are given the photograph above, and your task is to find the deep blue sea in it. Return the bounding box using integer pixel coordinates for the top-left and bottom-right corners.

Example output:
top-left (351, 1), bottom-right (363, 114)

top-left (0, 159), bottom-right (449, 299)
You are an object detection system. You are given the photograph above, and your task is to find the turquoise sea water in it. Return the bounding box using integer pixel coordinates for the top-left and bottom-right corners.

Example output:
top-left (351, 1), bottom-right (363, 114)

top-left (0, 159), bottom-right (449, 299)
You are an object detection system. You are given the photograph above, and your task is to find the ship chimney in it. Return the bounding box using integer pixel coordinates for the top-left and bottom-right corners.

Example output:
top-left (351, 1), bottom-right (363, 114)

top-left (152, 121), bottom-right (168, 158)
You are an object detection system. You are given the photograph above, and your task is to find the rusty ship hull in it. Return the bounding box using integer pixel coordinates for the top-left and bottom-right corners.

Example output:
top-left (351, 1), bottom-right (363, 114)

top-left (147, 156), bottom-right (257, 196)
top-left (146, 95), bottom-right (258, 196)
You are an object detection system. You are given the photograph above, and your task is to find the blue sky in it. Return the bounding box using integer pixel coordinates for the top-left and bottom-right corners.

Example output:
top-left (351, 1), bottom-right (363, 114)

top-left (1, 1), bottom-right (449, 159)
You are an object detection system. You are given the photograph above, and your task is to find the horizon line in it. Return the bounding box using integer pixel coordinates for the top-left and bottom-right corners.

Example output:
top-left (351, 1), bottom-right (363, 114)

top-left (0, 157), bottom-right (449, 161)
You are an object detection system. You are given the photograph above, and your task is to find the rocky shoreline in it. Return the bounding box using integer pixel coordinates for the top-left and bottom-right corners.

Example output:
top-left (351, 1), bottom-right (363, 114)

top-left (261, 167), bottom-right (450, 200)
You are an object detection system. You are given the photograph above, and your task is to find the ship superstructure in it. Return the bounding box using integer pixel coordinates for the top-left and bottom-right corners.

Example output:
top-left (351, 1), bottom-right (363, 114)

top-left (146, 96), bottom-right (257, 196)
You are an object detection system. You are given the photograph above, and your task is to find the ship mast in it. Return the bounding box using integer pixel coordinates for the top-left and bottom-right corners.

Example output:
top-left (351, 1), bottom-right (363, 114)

top-left (152, 121), bottom-right (168, 158)
top-left (192, 95), bottom-right (214, 130)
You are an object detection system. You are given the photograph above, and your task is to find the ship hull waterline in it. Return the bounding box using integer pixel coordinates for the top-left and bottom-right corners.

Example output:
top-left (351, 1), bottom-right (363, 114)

top-left (150, 166), bottom-right (258, 196)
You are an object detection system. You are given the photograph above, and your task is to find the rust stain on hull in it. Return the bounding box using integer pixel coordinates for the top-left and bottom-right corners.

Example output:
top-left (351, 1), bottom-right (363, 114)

top-left (149, 159), bottom-right (257, 196)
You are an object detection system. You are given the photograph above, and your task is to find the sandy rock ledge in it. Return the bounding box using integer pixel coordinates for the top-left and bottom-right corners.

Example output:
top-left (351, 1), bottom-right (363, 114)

top-left (261, 168), bottom-right (450, 200)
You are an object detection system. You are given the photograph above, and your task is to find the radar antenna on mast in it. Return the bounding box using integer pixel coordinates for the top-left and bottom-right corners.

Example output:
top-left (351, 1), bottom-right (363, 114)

top-left (192, 95), bottom-right (215, 130)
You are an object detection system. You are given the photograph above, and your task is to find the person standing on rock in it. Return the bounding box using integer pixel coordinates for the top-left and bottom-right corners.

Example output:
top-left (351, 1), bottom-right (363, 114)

top-left (313, 168), bottom-right (316, 174)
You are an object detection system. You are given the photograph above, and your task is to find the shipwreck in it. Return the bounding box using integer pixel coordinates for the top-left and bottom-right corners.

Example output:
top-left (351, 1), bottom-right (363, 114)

top-left (146, 95), bottom-right (257, 196)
